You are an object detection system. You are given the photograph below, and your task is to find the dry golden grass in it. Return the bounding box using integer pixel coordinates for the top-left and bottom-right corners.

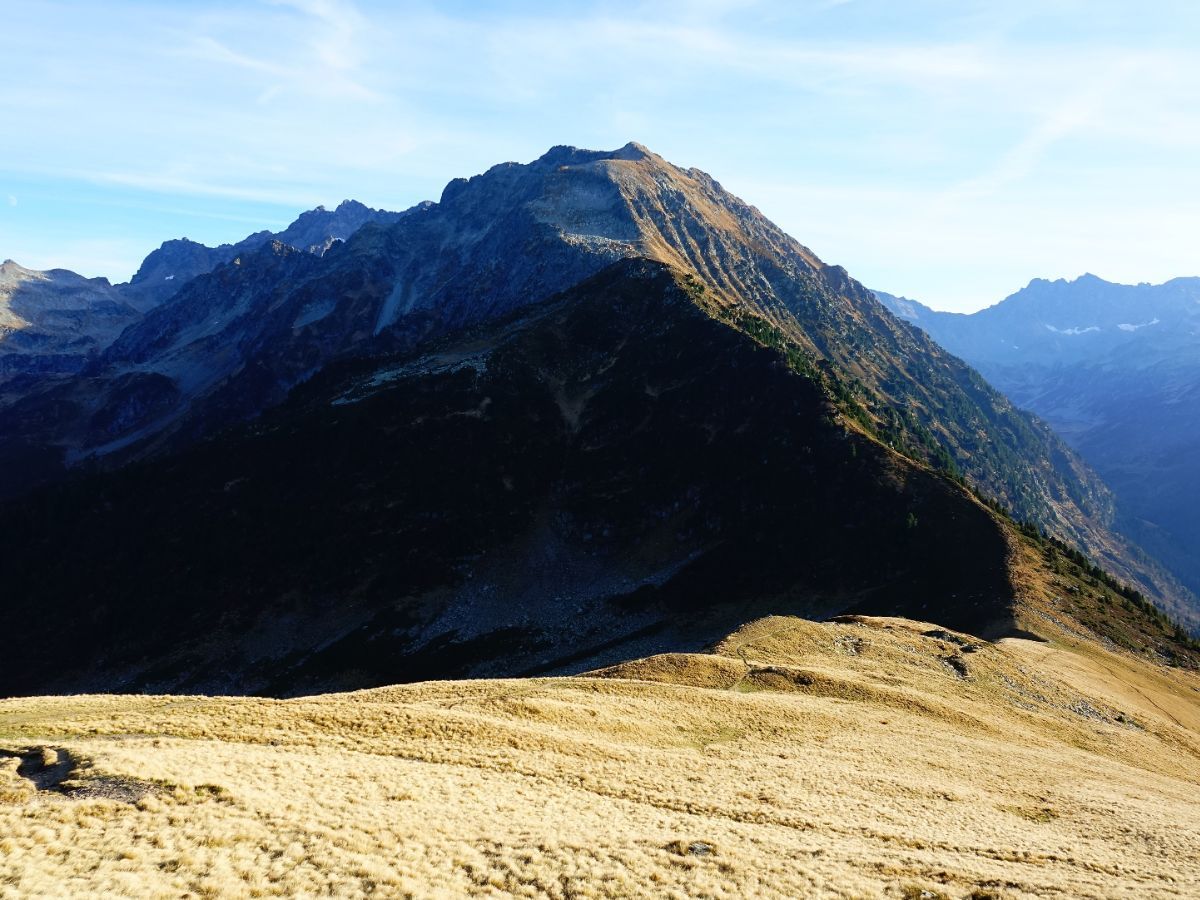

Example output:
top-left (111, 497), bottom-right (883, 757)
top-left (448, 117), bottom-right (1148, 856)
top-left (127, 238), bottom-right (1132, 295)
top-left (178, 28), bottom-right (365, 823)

top-left (2, 614), bottom-right (1198, 899)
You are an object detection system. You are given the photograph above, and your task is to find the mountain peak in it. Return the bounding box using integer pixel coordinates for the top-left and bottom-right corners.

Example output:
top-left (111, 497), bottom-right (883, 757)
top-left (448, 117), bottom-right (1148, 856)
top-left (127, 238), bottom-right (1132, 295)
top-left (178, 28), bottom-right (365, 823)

top-left (0, 259), bottom-right (33, 278)
top-left (613, 140), bottom-right (654, 160)
top-left (532, 141), bottom-right (658, 169)
top-left (0, 259), bottom-right (40, 287)
top-left (399, 140), bottom-right (839, 333)
top-left (298, 200), bottom-right (371, 218)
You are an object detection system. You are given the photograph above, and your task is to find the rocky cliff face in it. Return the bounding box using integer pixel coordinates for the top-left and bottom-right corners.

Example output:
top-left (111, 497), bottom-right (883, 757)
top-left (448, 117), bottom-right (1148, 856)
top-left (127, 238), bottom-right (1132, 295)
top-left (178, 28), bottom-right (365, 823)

top-left (0, 200), bottom-right (413, 485)
top-left (0, 201), bottom-right (409, 396)
top-left (272, 198), bottom-right (418, 256)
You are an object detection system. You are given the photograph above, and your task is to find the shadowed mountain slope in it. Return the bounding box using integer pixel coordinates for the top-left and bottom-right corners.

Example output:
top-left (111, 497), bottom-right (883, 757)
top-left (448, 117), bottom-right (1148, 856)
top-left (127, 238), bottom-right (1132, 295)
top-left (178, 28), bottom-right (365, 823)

top-left (0, 261), bottom-right (1010, 695)
top-left (0, 147), bottom-right (1163, 599)
top-left (0, 260), bottom-right (1194, 697)
top-left (120, 199), bottom-right (416, 310)
top-left (0, 201), bottom-right (409, 447)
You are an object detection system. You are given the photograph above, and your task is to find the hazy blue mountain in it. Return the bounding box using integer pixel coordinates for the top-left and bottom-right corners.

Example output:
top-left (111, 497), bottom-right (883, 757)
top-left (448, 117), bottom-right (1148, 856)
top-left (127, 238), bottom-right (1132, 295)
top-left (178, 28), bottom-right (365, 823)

top-left (876, 275), bottom-right (1200, 601)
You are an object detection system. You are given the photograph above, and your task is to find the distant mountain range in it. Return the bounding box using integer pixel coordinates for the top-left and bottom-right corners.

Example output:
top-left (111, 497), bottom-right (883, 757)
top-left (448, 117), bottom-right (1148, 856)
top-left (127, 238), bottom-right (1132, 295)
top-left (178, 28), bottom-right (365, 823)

top-left (876, 276), bottom-right (1200, 604)
top-left (0, 145), bottom-right (1194, 696)
top-left (0, 199), bottom-right (416, 488)
top-left (0, 199), bottom-right (410, 386)
top-left (123, 198), bottom-right (418, 309)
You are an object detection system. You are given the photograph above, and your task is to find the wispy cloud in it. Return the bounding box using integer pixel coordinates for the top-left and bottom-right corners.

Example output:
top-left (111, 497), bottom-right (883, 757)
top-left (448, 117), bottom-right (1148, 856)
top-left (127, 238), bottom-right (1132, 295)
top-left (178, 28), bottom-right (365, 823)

top-left (186, 36), bottom-right (290, 77)
top-left (184, 0), bottom-right (379, 101)
top-left (939, 57), bottom-right (1142, 207)
top-left (83, 169), bottom-right (334, 209)
top-left (0, 0), bottom-right (1198, 299)
top-left (267, 0), bottom-right (367, 72)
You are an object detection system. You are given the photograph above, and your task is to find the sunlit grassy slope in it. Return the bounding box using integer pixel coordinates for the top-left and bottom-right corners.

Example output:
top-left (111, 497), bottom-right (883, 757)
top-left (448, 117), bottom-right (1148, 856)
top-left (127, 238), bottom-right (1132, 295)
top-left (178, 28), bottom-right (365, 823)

top-left (2, 613), bottom-right (1198, 899)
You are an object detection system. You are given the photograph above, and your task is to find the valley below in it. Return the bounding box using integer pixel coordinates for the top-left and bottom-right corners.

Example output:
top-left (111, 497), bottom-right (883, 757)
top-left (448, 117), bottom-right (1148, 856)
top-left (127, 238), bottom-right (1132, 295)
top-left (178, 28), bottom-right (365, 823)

top-left (2, 614), bottom-right (1199, 899)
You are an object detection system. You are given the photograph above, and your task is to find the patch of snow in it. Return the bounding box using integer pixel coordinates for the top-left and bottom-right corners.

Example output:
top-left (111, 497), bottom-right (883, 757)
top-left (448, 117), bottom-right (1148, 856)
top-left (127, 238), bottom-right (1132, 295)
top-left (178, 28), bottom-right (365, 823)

top-left (164, 274), bottom-right (175, 281)
top-left (1044, 324), bottom-right (1101, 335)
top-left (1116, 317), bottom-right (1160, 332)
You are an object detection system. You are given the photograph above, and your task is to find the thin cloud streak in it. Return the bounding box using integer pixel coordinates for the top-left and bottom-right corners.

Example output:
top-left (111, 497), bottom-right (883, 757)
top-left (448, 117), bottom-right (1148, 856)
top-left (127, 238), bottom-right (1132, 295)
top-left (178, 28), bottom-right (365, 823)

top-left (0, 1), bottom-right (1197, 306)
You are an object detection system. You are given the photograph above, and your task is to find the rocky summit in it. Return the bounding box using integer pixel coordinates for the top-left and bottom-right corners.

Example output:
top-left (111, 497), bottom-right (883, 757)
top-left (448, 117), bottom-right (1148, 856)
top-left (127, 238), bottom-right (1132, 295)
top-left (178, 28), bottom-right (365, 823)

top-left (0, 260), bottom-right (137, 383)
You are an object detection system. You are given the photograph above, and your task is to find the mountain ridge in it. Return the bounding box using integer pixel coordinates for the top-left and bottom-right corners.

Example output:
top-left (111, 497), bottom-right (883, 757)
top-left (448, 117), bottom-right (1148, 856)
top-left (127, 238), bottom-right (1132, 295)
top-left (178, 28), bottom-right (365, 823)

top-left (0, 199), bottom-right (411, 389)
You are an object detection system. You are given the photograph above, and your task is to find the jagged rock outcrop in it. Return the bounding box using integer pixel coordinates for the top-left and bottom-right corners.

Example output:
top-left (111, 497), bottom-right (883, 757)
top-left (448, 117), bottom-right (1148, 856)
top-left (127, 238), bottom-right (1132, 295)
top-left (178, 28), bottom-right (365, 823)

top-left (0, 200), bottom-right (411, 395)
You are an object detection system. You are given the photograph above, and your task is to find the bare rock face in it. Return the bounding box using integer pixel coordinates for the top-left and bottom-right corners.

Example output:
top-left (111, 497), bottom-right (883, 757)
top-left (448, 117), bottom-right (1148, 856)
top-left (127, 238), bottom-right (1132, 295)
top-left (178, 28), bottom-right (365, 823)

top-left (122, 238), bottom-right (246, 311)
top-left (273, 198), bottom-right (416, 256)
top-left (0, 200), bottom-right (413, 381)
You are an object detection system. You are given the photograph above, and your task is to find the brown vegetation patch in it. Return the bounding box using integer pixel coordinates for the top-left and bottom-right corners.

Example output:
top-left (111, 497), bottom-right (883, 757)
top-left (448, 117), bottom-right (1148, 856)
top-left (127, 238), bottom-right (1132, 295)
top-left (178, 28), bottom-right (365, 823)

top-left (0, 615), bottom-right (1197, 897)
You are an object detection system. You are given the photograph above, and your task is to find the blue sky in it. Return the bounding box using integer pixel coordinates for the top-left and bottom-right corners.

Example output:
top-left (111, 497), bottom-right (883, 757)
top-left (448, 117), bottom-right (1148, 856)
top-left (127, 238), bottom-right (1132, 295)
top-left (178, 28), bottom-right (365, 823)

top-left (2, 0), bottom-right (1198, 312)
